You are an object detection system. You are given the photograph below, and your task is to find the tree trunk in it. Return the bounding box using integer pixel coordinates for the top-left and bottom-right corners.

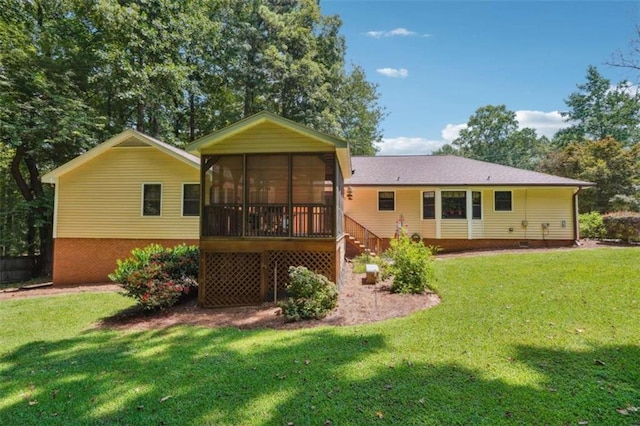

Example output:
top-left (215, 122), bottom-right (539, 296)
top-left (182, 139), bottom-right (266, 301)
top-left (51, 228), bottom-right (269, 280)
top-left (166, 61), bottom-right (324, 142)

top-left (189, 91), bottom-right (196, 141)
top-left (10, 147), bottom-right (53, 277)
top-left (137, 101), bottom-right (145, 132)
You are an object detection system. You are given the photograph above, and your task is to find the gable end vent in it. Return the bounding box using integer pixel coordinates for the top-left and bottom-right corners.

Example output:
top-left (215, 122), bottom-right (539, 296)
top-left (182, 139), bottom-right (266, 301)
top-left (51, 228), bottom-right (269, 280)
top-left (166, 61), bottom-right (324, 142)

top-left (115, 138), bottom-right (150, 148)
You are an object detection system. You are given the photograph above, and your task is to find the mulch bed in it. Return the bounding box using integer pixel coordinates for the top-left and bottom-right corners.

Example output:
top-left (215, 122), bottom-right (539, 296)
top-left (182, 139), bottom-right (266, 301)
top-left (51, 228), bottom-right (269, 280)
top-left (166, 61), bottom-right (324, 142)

top-left (97, 262), bottom-right (440, 330)
top-left (2, 240), bottom-right (635, 330)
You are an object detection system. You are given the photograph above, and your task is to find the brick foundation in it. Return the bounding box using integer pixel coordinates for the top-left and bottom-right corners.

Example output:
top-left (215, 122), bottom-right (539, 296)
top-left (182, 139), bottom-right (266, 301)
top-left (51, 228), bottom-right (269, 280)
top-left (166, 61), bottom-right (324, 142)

top-left (346, 237), bottom-right (574, 258)
top-left (52, 238), bottom-right (198, 285)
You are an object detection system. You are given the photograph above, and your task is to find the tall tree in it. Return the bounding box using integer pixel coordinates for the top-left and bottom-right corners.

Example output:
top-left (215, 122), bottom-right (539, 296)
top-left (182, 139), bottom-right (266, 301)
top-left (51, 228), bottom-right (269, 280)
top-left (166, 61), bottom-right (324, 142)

top-left (0, 0), bottom-right (102, 273)
top-left (558, 66), bottom-right (640, 146)
top-left (538, 138), bottom-right (639, 213)
top-left (444, 105), bottom-right (547, 169)
top-left (335, 65), bottom-right (385, 155)
top-left (0, 0), bottom-right (385, 271)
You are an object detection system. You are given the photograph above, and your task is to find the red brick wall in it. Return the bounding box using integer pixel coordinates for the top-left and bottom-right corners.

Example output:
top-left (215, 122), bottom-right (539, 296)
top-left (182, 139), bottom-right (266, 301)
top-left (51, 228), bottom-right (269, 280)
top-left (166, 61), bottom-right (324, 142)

top-left (346, 237), bottom-right (574, 258)
top-left (52, 238), bottom-right (198, 285)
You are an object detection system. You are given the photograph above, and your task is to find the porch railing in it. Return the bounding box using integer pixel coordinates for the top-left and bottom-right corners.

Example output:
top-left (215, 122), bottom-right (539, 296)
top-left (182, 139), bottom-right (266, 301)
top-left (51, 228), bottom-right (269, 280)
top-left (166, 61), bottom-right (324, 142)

top-left (344, 214), bottom-right (383, 255)
top-left (204, 204), bottom-right (334, 237)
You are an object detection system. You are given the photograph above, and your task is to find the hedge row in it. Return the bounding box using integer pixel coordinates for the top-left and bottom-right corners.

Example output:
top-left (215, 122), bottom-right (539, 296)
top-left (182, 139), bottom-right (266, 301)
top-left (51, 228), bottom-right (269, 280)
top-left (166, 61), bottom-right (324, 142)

top-left (601, 212), bottom-right (640, 242)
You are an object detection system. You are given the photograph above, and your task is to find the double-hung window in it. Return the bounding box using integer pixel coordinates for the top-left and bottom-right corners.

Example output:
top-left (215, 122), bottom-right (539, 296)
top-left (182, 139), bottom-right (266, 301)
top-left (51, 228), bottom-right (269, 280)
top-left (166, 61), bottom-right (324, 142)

top-left (472, 191), bottom-right (482, 219)
top-left (142, 183), bottom-right (162, 216)
top-left (378, 191), bottom-right (395, 211)
top-left (494, 191), bottom-right (513, 211)
top-left (422, 191), bottom-right (435, 219)
top-left (182, 183), bottom-right (200, 216)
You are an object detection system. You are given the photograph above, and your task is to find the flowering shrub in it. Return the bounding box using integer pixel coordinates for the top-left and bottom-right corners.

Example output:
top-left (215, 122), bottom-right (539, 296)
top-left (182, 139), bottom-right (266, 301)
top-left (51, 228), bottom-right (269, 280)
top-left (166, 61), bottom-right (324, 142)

top-left (602, 211), bottom-right (640, 242)
top-left (109, 244), bottom-right (199, 310)
top-left (279, 266), bottom-right (338, 322)
top-left (385, 231), bottom-right (435, 294)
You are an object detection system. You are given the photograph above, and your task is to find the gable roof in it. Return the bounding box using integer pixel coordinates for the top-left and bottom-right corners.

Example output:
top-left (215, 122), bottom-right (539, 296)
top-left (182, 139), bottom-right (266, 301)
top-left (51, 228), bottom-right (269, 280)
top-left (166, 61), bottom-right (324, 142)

top-left (185, 111), bottom-right (352, 178)
top-left (347, 155), bottom-right (594, 187)
top-left (41, 129), bottom-right (200, 184)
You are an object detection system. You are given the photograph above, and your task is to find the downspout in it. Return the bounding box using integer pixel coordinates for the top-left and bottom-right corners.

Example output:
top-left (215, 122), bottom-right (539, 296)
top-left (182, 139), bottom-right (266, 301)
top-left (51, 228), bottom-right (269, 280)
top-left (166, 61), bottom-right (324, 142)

top-left (573, 187), bottom-right (583, 244)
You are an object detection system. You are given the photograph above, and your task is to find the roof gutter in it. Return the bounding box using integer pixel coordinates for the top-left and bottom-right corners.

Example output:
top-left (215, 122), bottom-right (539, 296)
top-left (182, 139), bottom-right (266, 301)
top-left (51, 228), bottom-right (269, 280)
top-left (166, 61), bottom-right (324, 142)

top-left (573, 186), bottom-right (584, 243)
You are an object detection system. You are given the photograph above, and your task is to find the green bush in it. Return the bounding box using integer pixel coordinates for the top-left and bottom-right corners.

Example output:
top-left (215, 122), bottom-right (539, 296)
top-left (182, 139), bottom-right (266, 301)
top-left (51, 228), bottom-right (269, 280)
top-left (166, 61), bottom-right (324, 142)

top-left (385, 232), bottom-right (435, 294)
top-left (602, 211), bottom-right (640, 242)
top-left (579, 211), bottom-right (605, 239)
top-left (109, 244), bottom-right (199, 310)
top-left (279, 266), bottom-right (338, 322)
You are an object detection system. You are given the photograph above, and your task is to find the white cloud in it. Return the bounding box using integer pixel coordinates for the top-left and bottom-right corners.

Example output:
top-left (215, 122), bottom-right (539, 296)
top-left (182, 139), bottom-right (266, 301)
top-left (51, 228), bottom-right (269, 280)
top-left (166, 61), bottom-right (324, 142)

top-left (514, 110), bottom-right (569, 138)
top-left (376, 67), bottom-right (409, 78)
top-left (440, 111), bottom-right (570, 143)
top-left (441, 123), bottom-right (467, 143)
top-left (389, 28), bottom-right (415, 36)
top-left (378, 110), bottom-right (571, 157)
top-left (376, 137), bottom-right (447, 155)
top-left (365, 30), bottom-right (385, 38)
top-left (366, 27), bottom-right (418, 38)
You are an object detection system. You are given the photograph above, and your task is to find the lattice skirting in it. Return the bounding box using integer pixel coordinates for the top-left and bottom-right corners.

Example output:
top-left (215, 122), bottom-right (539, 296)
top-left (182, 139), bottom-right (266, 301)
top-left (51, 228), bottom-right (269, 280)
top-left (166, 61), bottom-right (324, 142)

top-left (266, 251), bottom-right (334, 302)
top-left (200, 250), bottom-right (335, 307)
top-left (202, 252), bottom-right (262, 307)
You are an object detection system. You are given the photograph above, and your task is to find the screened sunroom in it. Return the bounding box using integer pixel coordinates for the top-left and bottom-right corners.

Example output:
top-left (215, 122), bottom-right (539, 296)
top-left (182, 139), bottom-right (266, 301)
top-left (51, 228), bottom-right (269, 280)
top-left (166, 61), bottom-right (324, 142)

top-left (202, 153), bottom-right (342, 239)
top-left (186, 112), bottom-right (351, 308)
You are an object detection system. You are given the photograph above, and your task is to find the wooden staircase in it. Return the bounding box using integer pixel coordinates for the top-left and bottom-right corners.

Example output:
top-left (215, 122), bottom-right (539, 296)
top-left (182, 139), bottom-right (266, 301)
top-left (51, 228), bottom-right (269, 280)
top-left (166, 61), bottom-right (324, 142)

top-left (344, 215), bottom-right (383, 255)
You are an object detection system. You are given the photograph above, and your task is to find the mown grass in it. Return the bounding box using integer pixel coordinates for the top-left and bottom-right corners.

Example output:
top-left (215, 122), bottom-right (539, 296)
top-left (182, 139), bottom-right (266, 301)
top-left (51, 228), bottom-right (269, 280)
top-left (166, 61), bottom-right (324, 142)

top-left (0, 248), bottom-right (638, 425)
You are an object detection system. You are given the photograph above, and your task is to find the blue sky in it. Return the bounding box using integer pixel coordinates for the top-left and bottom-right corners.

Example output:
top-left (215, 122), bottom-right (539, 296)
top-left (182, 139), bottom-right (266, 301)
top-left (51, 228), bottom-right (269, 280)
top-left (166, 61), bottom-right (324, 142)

top-left (321, 1), bottom-right (640, 155)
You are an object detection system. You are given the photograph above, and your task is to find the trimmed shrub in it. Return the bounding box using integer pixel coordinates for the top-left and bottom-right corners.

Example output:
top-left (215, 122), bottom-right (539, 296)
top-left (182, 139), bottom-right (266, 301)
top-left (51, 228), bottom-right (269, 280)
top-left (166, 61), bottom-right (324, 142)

top-left (602, 212), bottom-right (640, 242)
top-left (109, 244), bottom-right (199, 310)
top-left (279, 266), bottom-right (338, 322)
top-left (579, 211), bottom-right (605, 239)
top-left (385, 232), bottom-right (435, 294)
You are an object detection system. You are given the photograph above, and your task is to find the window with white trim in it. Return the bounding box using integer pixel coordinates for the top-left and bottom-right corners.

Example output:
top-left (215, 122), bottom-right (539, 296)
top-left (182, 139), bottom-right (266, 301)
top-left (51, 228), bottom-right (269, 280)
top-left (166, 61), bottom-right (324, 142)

top-left (494, 191), bottom-right (513, 211)
top-left (142, 184), bottom-right (162, 216)
top-left (442, 191), bottom-right (466, 219)
top-left (182, 183), bottom-right (200, 216)
top-left (378, 191), bottom-right (395, 211)
top-left (422, 191), bottom-right (435, 219)
top-left (472, 191), bottom-right (482, 219)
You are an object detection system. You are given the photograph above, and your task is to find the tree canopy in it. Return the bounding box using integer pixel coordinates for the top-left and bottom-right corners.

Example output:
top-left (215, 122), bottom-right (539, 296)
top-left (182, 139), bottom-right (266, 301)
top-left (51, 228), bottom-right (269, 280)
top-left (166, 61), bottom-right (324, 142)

top-left (0, 0), bottom-right (385, 271)
top-left (435, 105), bottom-right (548, 170)
top-left (557, 66), bottom-right (640, 146)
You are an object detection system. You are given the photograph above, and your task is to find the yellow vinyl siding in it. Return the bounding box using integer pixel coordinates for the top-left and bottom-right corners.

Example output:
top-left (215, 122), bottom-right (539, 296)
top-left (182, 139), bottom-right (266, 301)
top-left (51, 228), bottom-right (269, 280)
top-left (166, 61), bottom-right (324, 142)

top-left (482, 188), bottom-right (574, 240)
top-left (471, 220), bottom-right (484, 239)
top-left (201, 122), bottom-right (333, 155)
top-left (345, 187), bottom-right (425, 238)
top-left (440, 220), bottom-right (468, 239)
top-left (347, 186), bottom-right (575, 241)
top-left (56, 147), bottom-right (199, 239)
top-left (420, 220), bottom-right (436, 239)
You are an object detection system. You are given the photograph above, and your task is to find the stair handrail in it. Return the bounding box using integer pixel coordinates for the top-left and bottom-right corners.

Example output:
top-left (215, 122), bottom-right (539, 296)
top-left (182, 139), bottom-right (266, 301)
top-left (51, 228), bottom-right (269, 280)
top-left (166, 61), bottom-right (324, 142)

top-left (344, 215), bottom-right (383, 255)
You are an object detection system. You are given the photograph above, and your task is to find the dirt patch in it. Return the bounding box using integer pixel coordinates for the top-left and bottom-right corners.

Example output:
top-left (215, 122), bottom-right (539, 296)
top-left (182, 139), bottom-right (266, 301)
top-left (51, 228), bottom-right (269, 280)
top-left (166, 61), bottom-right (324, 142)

top-left (0, 283), bottom-right (121, 300)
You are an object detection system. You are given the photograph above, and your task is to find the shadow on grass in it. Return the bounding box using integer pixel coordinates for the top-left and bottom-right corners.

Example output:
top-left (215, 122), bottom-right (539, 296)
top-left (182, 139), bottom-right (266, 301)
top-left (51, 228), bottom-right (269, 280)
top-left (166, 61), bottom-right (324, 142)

top-left (1, 324), bottom-right (638, 425)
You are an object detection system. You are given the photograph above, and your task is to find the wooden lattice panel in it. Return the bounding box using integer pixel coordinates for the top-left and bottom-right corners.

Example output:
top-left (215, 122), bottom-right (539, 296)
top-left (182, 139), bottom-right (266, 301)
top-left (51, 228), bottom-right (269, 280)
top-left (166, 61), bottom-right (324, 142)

top-left (266, 251), bottom-right (334, 300)
top-left (202, 252), bottom-right (261, 307)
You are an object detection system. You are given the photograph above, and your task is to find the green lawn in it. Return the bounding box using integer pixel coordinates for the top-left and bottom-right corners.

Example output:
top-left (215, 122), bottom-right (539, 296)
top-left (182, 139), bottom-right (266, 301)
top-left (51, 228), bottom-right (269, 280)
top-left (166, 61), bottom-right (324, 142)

top-left (1, 248), bottom-right (638, 425)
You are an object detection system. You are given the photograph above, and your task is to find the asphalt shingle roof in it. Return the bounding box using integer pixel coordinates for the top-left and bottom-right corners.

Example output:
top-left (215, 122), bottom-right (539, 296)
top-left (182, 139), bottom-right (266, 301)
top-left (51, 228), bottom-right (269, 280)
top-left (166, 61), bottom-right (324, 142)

top-left (347, 155), bottom-right (594, 187)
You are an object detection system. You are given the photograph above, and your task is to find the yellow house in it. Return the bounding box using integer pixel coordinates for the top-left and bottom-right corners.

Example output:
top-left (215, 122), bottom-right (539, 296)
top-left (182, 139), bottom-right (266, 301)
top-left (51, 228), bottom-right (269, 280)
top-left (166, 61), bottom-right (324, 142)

top-left (344, 156), bottom-right (593, 253)
top-left (42, 112), bottom-right (593, 307)
top-left (41, 129), bottom-right (201, 285)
